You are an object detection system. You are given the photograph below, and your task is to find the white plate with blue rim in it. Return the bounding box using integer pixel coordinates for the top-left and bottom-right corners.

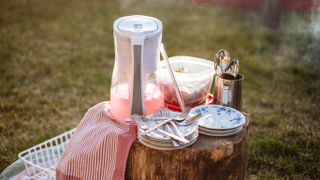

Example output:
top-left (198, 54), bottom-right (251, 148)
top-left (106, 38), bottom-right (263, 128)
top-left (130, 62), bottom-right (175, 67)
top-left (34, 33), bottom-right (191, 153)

top-left (189, 105), bottom-right (245, 130)
top-left (199, 127), bottom-right (242, 137)
top-left (199, 126), bottom-right (242, 134)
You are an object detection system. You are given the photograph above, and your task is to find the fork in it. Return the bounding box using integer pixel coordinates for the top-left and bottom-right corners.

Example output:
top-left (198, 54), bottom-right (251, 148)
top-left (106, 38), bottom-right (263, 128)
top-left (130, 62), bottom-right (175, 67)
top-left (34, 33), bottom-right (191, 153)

top-left (162, 108), bottom-right (185, 139)
top-left (145, 107), bottom-right (191, 121)
top-left (176, 113), bottom-right (202, 126)
top-left (142, 108), bottom-right (194, 134)
top-left (143, 112), bottom-right (201, 134)
top-left (154, 109), bottom-right (181, 146)
top-left (132, 115), bottom-right (189, 144)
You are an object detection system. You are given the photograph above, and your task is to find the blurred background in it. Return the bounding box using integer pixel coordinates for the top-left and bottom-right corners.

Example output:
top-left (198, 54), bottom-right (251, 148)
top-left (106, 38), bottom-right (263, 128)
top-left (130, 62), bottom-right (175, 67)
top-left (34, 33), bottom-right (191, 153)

top-left (0, 0), bottom-right (319, 178)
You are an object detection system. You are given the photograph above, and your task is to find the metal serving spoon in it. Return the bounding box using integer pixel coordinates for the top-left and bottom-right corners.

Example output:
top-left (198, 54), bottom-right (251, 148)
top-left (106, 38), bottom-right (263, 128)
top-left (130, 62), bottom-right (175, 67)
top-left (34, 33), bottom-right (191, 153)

top-left (214, 49), bottom-right (231, 75)
top-left (225, 59), bottom-right (239, 78)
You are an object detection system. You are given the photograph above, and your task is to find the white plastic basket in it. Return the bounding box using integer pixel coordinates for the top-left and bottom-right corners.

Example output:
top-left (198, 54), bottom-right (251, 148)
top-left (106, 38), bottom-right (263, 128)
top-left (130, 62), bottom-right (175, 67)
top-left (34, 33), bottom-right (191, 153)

top-left (18, 129), bottom-right (76, 179)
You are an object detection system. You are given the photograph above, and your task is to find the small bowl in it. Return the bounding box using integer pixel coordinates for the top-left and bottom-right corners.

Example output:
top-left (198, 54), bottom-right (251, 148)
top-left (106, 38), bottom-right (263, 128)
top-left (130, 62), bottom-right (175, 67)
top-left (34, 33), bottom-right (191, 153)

top-left (159, 56), bottom-right (215, 111)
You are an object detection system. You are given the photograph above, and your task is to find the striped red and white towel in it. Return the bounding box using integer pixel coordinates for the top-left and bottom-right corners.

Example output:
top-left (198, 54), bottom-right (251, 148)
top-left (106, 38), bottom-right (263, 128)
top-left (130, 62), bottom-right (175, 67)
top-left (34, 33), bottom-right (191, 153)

top-left (56, 101), bottom-right (137, 180)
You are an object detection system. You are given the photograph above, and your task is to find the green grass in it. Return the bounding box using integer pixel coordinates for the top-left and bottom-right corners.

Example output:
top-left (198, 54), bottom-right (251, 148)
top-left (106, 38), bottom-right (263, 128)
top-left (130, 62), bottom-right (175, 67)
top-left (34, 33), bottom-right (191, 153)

top-left (1, 0), bottom-right (319, 178)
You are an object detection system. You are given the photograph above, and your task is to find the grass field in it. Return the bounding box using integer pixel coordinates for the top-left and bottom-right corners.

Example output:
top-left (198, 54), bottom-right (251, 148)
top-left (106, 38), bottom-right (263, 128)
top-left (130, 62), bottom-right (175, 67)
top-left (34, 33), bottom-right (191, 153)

top-left (1, 0), bottom-right (319, 178)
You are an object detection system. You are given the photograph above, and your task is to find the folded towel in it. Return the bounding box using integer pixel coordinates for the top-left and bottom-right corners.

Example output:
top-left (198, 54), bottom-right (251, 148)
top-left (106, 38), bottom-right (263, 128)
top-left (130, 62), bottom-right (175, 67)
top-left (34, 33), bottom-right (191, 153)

top-left (56, 101), bottom-right (137, 180)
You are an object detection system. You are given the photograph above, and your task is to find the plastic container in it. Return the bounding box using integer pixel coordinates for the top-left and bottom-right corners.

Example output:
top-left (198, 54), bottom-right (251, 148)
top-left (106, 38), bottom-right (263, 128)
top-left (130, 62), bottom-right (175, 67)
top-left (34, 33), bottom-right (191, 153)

top-left (159, 56), bottom-right (215, 111)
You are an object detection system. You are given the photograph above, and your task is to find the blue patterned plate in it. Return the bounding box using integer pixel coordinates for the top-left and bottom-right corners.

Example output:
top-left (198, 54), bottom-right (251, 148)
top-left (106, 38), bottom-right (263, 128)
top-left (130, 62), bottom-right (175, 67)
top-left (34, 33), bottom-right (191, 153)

top-left (189, 105), bottom-right (245, 130)
top-left (199, 127), bottom-right (243, 137)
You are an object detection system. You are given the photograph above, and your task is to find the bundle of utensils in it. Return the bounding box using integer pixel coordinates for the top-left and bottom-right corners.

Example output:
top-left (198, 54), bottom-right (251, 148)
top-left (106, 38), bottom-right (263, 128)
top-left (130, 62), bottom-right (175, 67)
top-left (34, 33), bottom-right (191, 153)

top-left (132, 108), bottom-right (202, 150)
top-left (214, 49), bottom-right (240, 78)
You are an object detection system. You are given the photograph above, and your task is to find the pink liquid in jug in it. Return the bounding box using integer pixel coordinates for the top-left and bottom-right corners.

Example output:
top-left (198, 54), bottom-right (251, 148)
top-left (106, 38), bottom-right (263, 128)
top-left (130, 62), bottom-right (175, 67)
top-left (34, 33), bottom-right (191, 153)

top-left (110, 83), bottom-right (164, 120)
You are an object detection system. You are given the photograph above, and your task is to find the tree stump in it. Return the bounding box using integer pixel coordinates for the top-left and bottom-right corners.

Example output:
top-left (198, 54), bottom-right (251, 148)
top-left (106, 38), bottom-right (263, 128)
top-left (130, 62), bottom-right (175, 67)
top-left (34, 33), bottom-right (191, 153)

top-left (125, 117), bottom-right (249, 180)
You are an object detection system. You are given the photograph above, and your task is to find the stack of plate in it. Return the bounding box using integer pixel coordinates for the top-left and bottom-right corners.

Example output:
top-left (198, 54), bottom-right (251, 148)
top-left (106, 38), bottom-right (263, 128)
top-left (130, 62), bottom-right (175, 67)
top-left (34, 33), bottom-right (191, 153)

top-left (137, 111), bottom-right (198, 150)
top-left (189, 105), bottom-right (245, 137)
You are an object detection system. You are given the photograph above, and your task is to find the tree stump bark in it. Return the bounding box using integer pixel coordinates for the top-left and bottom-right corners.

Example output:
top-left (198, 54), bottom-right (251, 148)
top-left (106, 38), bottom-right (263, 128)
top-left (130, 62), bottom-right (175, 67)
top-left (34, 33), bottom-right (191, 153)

top-left (125, 117), bottom-right (249, 180)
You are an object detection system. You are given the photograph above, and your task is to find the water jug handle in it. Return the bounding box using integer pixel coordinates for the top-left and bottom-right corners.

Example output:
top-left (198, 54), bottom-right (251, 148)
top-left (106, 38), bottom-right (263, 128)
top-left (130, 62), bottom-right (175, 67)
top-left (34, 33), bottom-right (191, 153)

top-left (130, 36), bottom-right (145, 116)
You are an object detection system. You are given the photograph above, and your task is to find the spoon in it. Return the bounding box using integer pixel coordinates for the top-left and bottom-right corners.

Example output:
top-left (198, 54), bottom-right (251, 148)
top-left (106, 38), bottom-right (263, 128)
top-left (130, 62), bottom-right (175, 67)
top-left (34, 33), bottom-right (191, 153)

top-left (214, 49), bottom-right (231, 75)
top-left (225, 59), bottom-right (239, 78)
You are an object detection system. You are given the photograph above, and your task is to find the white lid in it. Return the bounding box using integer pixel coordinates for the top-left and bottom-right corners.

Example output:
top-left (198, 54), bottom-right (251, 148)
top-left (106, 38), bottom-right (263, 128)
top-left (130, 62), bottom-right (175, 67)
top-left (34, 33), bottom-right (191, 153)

top-left (113, 15), bottom-right (162, 39)
top-left (160, 56), bottom-right (215, 81)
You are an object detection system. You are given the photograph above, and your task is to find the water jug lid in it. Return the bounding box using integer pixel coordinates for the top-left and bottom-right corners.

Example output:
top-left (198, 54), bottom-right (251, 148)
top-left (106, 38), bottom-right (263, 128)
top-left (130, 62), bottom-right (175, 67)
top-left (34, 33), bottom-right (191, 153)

top-left (113, 15), bottom-right (162, 39)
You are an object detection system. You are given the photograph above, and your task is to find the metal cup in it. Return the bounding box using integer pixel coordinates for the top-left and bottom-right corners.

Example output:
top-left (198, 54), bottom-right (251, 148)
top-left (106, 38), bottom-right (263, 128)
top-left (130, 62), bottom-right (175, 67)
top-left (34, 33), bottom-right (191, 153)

top-left (213, 73), bottom-right (244, 111)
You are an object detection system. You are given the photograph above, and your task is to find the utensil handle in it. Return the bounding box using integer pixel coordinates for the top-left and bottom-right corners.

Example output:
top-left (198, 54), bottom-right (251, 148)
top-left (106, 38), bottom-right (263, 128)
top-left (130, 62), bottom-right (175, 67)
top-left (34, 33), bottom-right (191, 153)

top-left (170, 121), bottom-right (185, 139)
top-left (144, 118), bottom-right (173, 134)
top-left (160, 44), bottom-right (186, 113)
top-left (130, 37), bottom-right (145, 116)
top-left (165, 124), bottom-right (181, 146)
top-left (157, 129), bottom-right (190, 144)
